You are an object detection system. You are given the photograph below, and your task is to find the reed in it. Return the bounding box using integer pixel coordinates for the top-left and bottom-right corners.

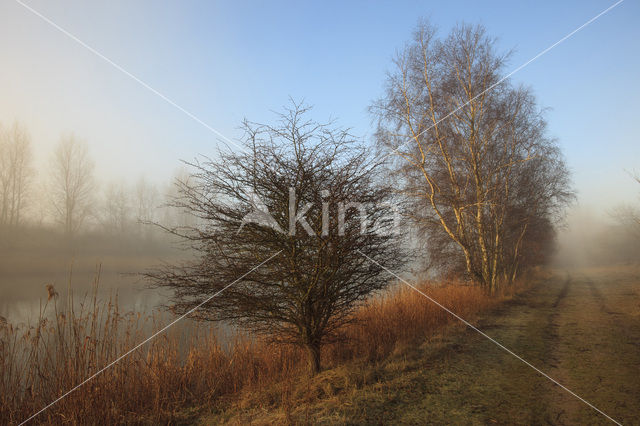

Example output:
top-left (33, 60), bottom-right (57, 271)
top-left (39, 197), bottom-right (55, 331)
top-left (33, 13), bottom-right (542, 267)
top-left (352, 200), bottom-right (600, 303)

top-left (0, 277), bottom-right (520, 424)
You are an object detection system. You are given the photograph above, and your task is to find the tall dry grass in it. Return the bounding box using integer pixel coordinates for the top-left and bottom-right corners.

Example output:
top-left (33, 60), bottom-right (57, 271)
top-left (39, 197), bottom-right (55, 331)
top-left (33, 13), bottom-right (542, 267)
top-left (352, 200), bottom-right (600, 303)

top-left (0, 278), bottom-right (521, 424)
top-left (328, 281), bottom-right (508, 363)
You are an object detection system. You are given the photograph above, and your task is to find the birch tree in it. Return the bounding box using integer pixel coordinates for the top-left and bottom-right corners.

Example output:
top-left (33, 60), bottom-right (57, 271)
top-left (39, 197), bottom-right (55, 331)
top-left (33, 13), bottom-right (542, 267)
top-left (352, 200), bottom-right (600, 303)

top-left (372, 21), bottom-right (573, 292)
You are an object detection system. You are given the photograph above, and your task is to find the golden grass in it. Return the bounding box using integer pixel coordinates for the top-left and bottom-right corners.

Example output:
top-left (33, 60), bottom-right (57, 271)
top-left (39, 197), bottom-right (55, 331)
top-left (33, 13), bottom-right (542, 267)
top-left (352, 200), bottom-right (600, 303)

top-left (0, 278), bottom-right (522, 424)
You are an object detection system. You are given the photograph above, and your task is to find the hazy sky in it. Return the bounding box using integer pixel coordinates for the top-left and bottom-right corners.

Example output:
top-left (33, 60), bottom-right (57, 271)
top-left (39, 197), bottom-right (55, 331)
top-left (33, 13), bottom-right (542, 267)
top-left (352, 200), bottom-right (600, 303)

top-left (1, 0), bottom-right (638, 216)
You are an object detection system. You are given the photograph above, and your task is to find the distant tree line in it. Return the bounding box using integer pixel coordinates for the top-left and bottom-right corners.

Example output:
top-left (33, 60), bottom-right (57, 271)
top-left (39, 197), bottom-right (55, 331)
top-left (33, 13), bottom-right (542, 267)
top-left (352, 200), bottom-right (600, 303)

top-left (0, 124), bottom-right (190, 238)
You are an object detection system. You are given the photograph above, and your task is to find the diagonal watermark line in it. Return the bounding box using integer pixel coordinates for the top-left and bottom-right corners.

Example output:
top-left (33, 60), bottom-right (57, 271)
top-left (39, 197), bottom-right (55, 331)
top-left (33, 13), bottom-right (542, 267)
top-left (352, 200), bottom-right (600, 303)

top-left (13, 0), bottom-right (248, 154)
top-left (9, 1), bottom-right (625, 423)
top-left (386, 0), bottom-right (624, 159)
top-left (19, 250), bottom-right (282, 426)
top-left (14, 0), bottom-right (623, 165)
top-left (356, 250), bottom-right (622, 425)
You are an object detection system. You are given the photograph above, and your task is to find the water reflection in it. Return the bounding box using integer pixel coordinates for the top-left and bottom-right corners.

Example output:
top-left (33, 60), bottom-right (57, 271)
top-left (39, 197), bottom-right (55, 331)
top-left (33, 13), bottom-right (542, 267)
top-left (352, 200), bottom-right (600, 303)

top-left (0, 229), bottom-right (185, 325)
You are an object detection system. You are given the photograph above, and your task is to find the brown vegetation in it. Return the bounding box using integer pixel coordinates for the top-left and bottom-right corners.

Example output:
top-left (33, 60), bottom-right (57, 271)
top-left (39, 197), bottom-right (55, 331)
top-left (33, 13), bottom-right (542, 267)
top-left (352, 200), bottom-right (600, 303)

top-left (0, 275), bottom-right (519, 424)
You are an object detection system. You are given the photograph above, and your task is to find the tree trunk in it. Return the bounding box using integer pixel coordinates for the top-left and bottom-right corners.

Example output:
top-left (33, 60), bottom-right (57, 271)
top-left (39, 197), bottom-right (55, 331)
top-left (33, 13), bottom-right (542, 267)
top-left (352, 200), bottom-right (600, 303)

top-left (305, 342), bottom-right (321, 376)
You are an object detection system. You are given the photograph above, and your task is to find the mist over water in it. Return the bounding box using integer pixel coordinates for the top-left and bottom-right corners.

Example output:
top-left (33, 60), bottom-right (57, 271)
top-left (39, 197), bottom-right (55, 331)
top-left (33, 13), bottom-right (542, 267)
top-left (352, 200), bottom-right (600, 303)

top-left (0, 226), bottom-right (184, 324)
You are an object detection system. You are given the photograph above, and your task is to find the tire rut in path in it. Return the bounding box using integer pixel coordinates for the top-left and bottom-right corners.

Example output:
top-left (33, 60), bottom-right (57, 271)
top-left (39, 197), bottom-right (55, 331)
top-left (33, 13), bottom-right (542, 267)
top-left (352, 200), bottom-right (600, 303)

top-left (547, 269), bottom-right (640, 425)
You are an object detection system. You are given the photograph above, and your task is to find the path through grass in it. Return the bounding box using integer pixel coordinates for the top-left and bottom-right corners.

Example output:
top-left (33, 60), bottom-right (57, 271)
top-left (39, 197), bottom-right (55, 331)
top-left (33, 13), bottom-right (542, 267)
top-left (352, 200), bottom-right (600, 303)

top-left (204, 267), bottom-right (640, 425)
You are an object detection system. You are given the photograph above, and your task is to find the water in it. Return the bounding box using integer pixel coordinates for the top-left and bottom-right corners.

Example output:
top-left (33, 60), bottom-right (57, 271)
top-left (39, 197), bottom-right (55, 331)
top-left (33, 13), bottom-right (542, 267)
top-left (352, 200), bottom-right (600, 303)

top-left (0, 229), bottom-right (183, 325)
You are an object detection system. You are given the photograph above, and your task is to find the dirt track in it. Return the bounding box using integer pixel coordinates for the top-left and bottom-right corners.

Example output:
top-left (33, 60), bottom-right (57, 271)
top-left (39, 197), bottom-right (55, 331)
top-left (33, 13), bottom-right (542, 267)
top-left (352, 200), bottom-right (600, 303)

top-left (542, 268), bottom-right (640, 425)
top-left (404, 267), bottom-right (640, 425)
top-left (321, 267), bottom-right (640, 425)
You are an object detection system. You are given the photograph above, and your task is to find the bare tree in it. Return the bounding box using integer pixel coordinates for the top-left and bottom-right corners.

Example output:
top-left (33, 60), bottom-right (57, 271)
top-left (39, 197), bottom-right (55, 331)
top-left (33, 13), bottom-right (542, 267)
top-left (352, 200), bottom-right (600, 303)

top-left (611, 171), bottom-right (640, 234)
top-left (133, 176), bottom-right (159, 237)
top-left (134, 177), bottom-right (158, 222)
top-left (102, 181), bottom-right (131, 234)
top-left (0, 122), bottom-right (33, 227)
top-left (49, 135), bottom-right (95, 236)
top-left (147, 103), bottom-right (404, 374)
top-left (372, 21), bottom-right (573, 292)
top-left (159, 167), bottom-right (199, 230)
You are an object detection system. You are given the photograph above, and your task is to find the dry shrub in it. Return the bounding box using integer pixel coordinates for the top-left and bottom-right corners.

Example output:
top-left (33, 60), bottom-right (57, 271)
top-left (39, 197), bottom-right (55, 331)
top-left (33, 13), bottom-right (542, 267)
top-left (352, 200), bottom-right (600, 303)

top-left (0, 278), bottom-right (523, 424)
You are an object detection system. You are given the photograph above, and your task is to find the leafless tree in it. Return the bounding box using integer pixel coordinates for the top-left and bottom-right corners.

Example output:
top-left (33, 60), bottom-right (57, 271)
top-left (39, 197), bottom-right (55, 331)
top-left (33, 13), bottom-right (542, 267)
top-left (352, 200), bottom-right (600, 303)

top-left (146, 103), bottom-right (404, 374)
top-left (133, 176), bottom-right (159, 237)
top-left (371, 21), bottom-right (573, 292)
top-left (159, 167), bottom-right (199, 230)
top-left (0, 122), bottom-right (33, 227)
top-left (611, 172), bottom-right (640, 234)
top-left (134, 177), bottom-right (159, 223)
top-left (102, 181), bottom-right (131, 234)
top-left (49, 135), bottom-right (95, 236)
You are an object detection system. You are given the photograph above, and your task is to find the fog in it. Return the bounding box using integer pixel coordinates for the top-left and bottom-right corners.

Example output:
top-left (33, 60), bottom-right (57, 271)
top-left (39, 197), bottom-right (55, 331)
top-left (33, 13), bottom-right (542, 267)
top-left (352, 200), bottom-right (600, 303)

top-left (554, 205), bottom-right (640, 268)
top-left (4, 201), bottom-right (639, 325)
top-left (0, 224), bottom-right (188, 324)
top-left (0, 127), bottom-right (196, 323)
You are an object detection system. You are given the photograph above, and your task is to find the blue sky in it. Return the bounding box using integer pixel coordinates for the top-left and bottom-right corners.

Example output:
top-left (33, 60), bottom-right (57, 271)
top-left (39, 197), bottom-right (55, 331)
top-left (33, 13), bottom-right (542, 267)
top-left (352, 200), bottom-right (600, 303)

top-left (0, 0), bottom-right (638, 216)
